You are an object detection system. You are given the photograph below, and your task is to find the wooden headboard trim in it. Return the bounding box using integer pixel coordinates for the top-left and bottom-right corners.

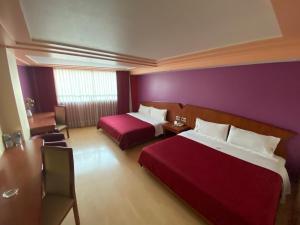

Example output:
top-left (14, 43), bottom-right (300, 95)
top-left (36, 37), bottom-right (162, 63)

top-left (182, 104), bottom-right (296, 158)
top-left (138, 102), bottom-right (296, 158)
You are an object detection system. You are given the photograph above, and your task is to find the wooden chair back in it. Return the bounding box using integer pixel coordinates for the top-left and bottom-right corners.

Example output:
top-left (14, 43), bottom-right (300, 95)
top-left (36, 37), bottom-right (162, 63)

top-left (55, 106), bottom-right (67, 125)
top-left (41, 146), bottom-right (75, 198)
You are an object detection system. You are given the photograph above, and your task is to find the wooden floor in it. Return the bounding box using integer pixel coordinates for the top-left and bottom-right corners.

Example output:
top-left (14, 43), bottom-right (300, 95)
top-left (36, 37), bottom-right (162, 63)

top-left (61, 127), bottom-right (299, 225)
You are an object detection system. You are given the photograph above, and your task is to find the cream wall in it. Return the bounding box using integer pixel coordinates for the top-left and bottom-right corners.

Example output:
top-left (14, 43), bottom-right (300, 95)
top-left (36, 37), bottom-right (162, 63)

top-left (0, 126), bottom-right (4, 156)
top-left (0, 47), bottom-right (30, 143)
top-left (6, 48), bottom-right (30, 140)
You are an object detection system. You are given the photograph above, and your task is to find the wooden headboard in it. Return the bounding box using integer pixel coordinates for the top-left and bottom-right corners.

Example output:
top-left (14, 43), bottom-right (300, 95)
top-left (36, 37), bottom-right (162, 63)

top-left (182, 104), bottom-right (296, 158)
top-left (142, 101), bottom-right (183, 122)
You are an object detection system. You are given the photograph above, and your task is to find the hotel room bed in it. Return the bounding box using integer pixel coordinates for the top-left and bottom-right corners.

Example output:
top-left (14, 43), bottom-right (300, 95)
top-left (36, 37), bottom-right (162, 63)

top-left (97, 112), bottom-right (165, 150)
top-left (97, 102), bottom-right (182, 150)
top-left (138, 104), bottom-right (295, 225)
top-left (139, 130), bottom-right (290, 225)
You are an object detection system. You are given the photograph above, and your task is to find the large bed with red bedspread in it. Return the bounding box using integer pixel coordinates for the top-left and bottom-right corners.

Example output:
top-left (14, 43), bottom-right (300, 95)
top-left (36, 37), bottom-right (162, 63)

top-left (139, 130), bottom-right (290, 225)
top-left (97, 113), bottom-right (164, 150)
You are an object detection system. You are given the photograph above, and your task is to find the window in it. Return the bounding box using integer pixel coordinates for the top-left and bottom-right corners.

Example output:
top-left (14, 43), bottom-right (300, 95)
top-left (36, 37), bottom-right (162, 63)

top-left (54, 69), bottom-right (117, 103)
top-left (54, 68), bottom-right (118, 127)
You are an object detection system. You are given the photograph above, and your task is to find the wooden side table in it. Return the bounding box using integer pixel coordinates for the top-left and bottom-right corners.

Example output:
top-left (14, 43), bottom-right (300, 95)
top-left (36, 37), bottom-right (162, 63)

top-left (163, 122), bottom-right (190, 135)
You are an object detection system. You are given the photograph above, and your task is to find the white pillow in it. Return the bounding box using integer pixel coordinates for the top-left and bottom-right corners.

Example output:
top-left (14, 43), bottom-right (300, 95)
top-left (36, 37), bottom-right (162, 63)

top-left (227, 126), bottom-right (280, 156)
top-left (150, 107), bottom-right (167, 122)
top-left (138, 104), bottom-right (151, 115)
top-left (194, 118), bottom-right (229, 141)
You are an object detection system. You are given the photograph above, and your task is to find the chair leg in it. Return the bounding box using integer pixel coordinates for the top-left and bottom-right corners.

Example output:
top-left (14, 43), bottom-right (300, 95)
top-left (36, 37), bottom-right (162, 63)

top-left (73, 201), bottom-right (80, 225)
top-left (66, 128), bottom-right (70, 138)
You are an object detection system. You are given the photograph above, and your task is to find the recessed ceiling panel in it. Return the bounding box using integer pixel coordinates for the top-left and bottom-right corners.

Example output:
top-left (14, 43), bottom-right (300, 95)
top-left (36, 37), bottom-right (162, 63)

top-left (20, 0), bottom-right (281, 59)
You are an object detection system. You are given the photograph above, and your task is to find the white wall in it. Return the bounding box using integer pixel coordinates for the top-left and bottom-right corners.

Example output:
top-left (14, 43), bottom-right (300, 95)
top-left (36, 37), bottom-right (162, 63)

top-left (0, 126), bottom-right (4, 156)
top-left (0, 47), bottom-right (30, 142)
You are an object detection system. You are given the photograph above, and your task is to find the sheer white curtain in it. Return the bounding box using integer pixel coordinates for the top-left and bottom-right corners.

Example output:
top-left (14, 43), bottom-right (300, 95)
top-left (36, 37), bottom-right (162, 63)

top-left (54, 69), bottom-right (117, 128)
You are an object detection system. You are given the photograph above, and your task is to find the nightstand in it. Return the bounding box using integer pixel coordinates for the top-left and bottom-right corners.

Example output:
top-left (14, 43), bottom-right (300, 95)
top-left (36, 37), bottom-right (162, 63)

top-left (163, 122), bottom-right (190, 135)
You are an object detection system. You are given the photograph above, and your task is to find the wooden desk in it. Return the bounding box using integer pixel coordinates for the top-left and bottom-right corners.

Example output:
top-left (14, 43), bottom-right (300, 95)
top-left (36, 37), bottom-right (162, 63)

top-left (28, 112), bottom-right (56, 136)
top-left (0, 139), bottom-right (43, 225)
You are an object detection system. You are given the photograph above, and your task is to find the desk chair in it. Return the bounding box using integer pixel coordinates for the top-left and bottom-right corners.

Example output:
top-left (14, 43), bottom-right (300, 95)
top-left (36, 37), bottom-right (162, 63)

top-left (54, 106), bottom-right (70, 138)
top-left (41, 146), bottom-right (80, 225)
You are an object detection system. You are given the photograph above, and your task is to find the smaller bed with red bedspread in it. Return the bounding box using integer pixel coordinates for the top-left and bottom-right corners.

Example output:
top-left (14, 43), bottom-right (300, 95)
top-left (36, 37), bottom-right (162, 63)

top-left (97, 111), bottom-right (166, 150)
top-left (139, 129), bottom-right (290, 225)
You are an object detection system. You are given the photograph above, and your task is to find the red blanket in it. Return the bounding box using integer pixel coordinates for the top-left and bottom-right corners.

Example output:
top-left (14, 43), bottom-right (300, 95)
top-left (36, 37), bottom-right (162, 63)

top-left (139, 135), bottom-right (282, 225)
top-left (97, 114), bottom-right (155, 150)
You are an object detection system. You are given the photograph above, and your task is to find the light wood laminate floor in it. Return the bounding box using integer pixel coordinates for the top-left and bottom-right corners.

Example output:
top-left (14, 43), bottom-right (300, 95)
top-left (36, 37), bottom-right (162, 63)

top-left (61, 127), bottom-right (299, 225)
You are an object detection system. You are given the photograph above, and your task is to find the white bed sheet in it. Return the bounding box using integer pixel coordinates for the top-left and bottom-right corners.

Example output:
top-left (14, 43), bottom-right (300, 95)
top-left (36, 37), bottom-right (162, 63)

top-left (179, 130), bottom-right (291, 200)
top-left (127, 112), bottom-right (166, 136)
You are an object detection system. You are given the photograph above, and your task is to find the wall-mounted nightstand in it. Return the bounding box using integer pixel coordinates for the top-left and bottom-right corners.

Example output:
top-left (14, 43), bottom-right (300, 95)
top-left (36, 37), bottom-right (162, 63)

top-left (163, 122), bottom-right (190, 135)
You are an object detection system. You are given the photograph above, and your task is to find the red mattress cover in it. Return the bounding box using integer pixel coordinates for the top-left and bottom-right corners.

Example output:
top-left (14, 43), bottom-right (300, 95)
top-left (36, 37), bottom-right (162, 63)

top-left (97, 114), bottom-right (155, 150)
top-left (139, 135), bottom-right (282, 225)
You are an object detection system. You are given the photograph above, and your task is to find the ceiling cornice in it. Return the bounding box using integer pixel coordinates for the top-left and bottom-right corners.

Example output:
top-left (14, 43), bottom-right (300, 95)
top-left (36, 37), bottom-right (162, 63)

top-left (1, 0), bottom-right (300, 72)
top-left (131, 0), bottom-right (300, 75)
top-left (30, 39), bottom-right (155, 63)
top-left (131, 37), bottom-right (300, 75)
top-left (0, 0), bottom-right (157, 69)
top-left (5, 41), bottom-right (157, 66)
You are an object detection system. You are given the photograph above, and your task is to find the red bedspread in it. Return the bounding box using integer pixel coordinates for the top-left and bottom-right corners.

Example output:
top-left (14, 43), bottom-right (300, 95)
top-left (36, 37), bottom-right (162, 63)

top-left (97, 114), bottom-right (155, 150)
top-left (139, 135), bottom-right (282, 225)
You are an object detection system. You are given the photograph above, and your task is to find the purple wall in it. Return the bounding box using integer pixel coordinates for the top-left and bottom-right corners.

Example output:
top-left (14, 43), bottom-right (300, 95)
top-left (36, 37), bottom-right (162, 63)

top-left (131, 62), bottom-right (300, 180)
top-left (18, 66), bottom-right (58, 113)
top-left (18, 66), bottom-right (34, 100)
top-left (28, 67), bottom-right (58, 112)
top-left (117, 71), bottom-right (130, 114)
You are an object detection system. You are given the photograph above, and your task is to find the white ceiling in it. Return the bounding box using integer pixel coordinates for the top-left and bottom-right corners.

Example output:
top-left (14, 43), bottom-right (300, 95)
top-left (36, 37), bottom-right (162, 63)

top-left (19, 0), bottom-right (281, 60)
